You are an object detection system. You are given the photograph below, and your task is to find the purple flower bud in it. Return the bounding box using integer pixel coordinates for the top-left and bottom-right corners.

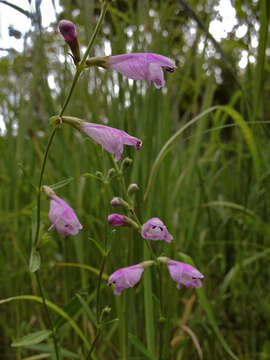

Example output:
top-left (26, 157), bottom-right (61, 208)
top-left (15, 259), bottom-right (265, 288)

top-left (106, 53), bottom-right (176, 88)
top-left (141, 217), bottom-right (173, 242)
top-left (58, 20), bottom-right (81, 64)
top-left (81, 122), bottom-right (142, 161)
top-left (108, 213), bottom-right (127, 226)
top-left (167, 260), bottom-right (204, 289)
top-left (110, 197), bottom-right (122, 207)
top-left (108, 264), bottom-right (144, 295)
top-left (58, 20), bottom-right (77, 43)
top-left (48, 194), bottom-right (82, 237)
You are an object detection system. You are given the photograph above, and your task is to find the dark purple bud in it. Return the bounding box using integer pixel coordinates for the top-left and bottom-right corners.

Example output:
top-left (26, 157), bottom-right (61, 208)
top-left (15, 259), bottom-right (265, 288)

top-left (58, 20), bottom-right (81, 64)
top-left (59, 20), bottom-right (77, 43)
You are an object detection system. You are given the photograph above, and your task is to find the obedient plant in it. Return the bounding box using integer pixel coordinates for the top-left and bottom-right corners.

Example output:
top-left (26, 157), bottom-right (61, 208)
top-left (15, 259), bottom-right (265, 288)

top-left (43, 185), bottom-right (82, 237)
top-left (141, 217), bottom-right (173, 242)
top-left (86, 52), bottom-right (176, 88)
top-left (51, 116), bottom-right (142, 161)
top-left (25, 4), bottom-right (205, 359)
top-left (108, 261), bottom-right (154, 295)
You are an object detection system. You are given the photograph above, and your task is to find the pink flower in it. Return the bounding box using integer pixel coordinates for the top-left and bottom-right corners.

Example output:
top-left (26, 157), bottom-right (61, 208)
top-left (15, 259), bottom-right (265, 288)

top-left (108, 264), bottom-right (144, 295)
top-left (107, 53), bottom-right (176, 88)
top-left (48, 194), bottom-right (82, 237)
top-left (81, 122), bottom-right (142, 161)
top-left (108, 213), bottom-right (127, 226)
top-left (141, 217), bottom-right (173, 242)
top-left (167, 260), bottom-right (204, 289)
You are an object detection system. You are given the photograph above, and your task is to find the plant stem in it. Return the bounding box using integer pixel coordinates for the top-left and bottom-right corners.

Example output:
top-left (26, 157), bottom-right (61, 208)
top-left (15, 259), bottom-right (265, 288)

top-left (32, 1), bottom-right (109, 356)
top-left (86, 329), bottom-right (101, 360)
top-left (33, 127), bottom-right (57, 248)
top-left (96, 255), bottom-right (106, 324)
top-left (35, 272), bottom-right (60, 360)
top-left (59, 0), bottom-right (109, 117)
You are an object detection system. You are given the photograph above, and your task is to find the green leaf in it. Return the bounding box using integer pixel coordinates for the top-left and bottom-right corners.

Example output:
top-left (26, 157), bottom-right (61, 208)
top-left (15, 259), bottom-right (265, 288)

top-left (11, 330), bottom-right (51, 347)
top-left (49, 177), bottom-right (74, 191)
top-left (0, 295), bottom-right (90, 349)
top-left (128, 333), bottom-right (156, 360)
top-left (29, 249), bottom-right (41, 273)
top-left (219, 105), bottom-right (260, 179)
top-left (178, 253), bottom-right (239, 360)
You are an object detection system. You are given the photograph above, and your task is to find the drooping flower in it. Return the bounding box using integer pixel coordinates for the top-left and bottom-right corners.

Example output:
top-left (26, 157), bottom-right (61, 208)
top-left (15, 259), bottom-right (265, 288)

top-left (81, 122), bottom-right (142, 161)
top-left (43, 186), bottom-right (82, 237)
top-left (58, 19), bottom-right (81, 63)
top-left (108, 264), bottom-right (144, 295)
top-left (108, 213), bottom-right (127, 226)
top-left (167, 260), bottom-right (204, 289)
top-left (107, 53), bottom-right (176, 88)
top-left (141, 217), bottom-right (173, 242)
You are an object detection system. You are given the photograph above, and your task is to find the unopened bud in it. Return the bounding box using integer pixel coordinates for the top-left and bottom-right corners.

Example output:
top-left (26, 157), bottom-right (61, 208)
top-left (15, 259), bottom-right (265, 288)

top-left (58, 20), bottom-right (81, 64)
top-left (121, 157), bottom-right (133, 172)
top-left (127, 183), bottom-right (139, 196)
top-left (110, 197), bottom-right (121, 207)
top-left (110, 197), bottom-right (130, 209)
top-left (108, 213), bottom-right (139, 230)
top-left (107, 168), bottom-right (116, 179)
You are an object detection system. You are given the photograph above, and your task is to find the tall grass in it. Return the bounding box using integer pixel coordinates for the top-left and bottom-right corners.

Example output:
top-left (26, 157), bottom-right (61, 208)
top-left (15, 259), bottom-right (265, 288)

top-left (0, 0), bottom-right (269, 359)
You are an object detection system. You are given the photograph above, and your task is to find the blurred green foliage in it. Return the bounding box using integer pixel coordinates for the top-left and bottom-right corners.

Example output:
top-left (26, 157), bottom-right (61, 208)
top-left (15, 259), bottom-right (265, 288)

top-left (0, 0), bottom-right (270, 359)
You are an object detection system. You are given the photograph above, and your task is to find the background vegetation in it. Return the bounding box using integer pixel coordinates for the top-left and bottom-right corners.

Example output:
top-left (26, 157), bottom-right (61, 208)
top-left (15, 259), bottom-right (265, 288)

top-left (0, 0), bottom-right (270, 359)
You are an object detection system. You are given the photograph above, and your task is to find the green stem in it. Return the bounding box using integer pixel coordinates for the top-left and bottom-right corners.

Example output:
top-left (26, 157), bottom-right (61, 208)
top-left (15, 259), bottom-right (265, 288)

top-left (96, 255), bottom-right (106, 324)
top-left (33, 128), bottom-right (57, 248)
top-left (59, 0), bottom-right (109, 117)
top-left (35, 272), bottom-right (60, 360)
top-left (86, 329), bottom-right (101, 360)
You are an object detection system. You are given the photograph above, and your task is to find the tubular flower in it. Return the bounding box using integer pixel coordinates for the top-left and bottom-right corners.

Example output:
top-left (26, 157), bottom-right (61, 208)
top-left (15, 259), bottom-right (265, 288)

top-left (108, 264), bottom-right (144, 295)
top-left (141, 217), bottom-right (173, 242)
top-left (58, 19), bottom-right (81, 63)
top-left (81, 122), bottom-right (142, 161)
top-left (46, 191), bottom-right (82, 237)
top-left (107, 53), bottom-right (176, 88)
top-left (167, 260), bottom-right (204, 289)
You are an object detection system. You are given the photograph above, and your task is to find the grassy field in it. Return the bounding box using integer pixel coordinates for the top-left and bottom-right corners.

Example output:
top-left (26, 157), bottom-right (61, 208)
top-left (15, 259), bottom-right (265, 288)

top-left (0, 0), bottom-right (270, 359)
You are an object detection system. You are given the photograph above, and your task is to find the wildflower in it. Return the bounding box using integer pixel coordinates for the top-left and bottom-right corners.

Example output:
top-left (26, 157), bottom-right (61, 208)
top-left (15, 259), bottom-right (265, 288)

top-left (58, 19), bottom-right (81, 64)
top-left (108, 264), bottom-right (144, 295)
top-left (141, 217), bottom-right (173, 242)
top-left (167, 260), bottom-right (204, 289)
top-left (108, 213), bottom-right (127, 226)
top-left (43, 186), bottom-right (82, 237)
top-left (81, 122), bottom-right (142, 161)
top-left (107, 53), bottom-right (175, 88)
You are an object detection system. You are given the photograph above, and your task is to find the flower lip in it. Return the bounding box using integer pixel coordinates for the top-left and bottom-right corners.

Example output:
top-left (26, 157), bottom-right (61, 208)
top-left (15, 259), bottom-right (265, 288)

top-left (165, 66), bottom-right (175, 72)
top-left (141, 217), bottom-right (173, 242)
